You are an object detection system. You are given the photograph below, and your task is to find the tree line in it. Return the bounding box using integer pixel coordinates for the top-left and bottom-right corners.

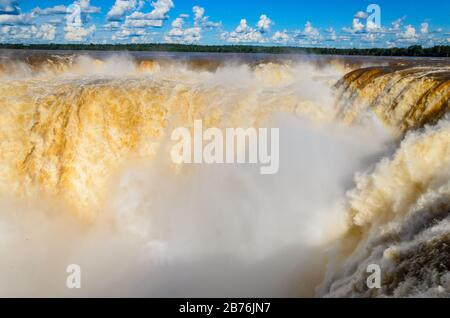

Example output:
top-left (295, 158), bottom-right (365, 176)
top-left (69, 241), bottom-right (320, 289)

top-left (0, 43), bottom-right (449, 57)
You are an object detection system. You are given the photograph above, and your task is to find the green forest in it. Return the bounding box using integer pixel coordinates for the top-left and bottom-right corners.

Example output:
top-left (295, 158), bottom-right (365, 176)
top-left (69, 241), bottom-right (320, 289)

top-left (0, 43), bottom-right (449, 57)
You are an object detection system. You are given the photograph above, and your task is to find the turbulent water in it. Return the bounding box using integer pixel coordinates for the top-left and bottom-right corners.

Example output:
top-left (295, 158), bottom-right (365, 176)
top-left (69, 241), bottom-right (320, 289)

top-left (0, 51), bottom-right (448, 297)
top-left (320, 63), bottom-right (450, 297)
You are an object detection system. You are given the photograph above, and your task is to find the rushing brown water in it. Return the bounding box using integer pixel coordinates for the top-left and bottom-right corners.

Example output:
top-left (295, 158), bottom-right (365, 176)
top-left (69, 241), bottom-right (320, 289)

top-left (0, 50), bottom-right (448, 297)
top-left (320, 59), bottom-right (450, 298)
top-left (337, 65), bottom-right (450, 134)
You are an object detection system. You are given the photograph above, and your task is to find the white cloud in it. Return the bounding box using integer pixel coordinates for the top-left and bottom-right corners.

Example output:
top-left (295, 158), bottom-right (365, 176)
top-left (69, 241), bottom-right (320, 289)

top-left (123, 0), bottom-right (174, 28)
top-left (420, 22), bottom-right (429, 34)
top-left (128, 0), bottom-right (173, 21)
top-left (64, 0), bottom-right (98, 41)
top-left (292, 21), bottom-right (322, 46)
top-left (366, 20), bottom-right (380, 32)
top-left (221, 15), bottom-right (273, 43)
top-left (76, 0), bottom-right (101, 14)
top-left (103, 21), bottom-right (121, 30)
top-left (326, 27), bottom-right (337, 41)
top-left (390, 17), bottom-right (405, 32)
top-left (272, 30), bottom-right (290, 44)
top-left (145, 0), bottom-right (173, 20)
top-left (107, 0), bottom-right (143, 21)
top-left (344, 18), bottom-right (364, 33)
top-left (354, 11), bottom-right (368, 19)
top-left (164, 6), bottom-right (219, 44)
top-left (66, 2), bottom-right (83, 27)
top-left (37, 23), bottom-right (57, 40)
top-left (303, 21), bottom-right (319, 37)
top-left (112, 27), bottom-right (145, 40)
top-left (257, 14), bottom-right (272, 33)
top-left (0, 13), bottom-right (31, 25)
top-left (361, 32), bottom-right (382, 43)
top-left (397, 24), bottom-right (418, 41)
top-left (165, 26), bottom-right (201, 43)
top-left (235, 19), bottom-right (249, 33)
top-left (0, 1), bottom-right (447, 48)
top-left (0, 0), bottom-right (19, 15)
top-left (293, 21), bottom-right (320, 39)
top-left (193, 5), bottom-right (204, 23)
top-left (402, 24), bottom-right (417, 38)
top-left (343, 10), bottom-right (385, 34)
top-left (171, 17), bottom-right (183, 29)
top-left (0, 0), bottom-right (29, 25)
top-left (164, 14), bottom-right (201, 43)
top-left (110, 0), bottom-right (175, 43)
top-left (0, 23), bottom-right (56, 41)
top-left (342, 10), bottom-right (368, 34)
top-left (47, 19), bottom-right (64, 26)
top-left (1, 25), bottom-right (34, 40)
top-left (32, 5), bottom-right (68, 16)
top-left (124, 15), bottom-right (164, 28)
top-left (193, 5), bottom-right (220, 28)
top-left (65, 24), bottom-right (96, 41)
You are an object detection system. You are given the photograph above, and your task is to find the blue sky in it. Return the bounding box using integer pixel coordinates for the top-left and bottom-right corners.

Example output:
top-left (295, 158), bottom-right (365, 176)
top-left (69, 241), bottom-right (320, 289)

top-left (1, 0), bottom-right (449, 47)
